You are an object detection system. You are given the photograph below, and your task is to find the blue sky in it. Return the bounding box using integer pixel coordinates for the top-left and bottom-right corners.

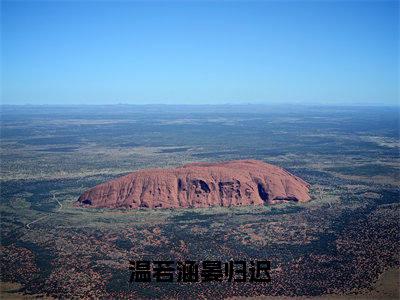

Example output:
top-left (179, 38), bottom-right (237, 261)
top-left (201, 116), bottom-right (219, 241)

top-left (1, 0), bottom-right (398, 105)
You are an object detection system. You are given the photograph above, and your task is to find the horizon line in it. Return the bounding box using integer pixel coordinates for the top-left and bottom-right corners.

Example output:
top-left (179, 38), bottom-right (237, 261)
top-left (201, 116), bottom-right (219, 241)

top-left (0, 103), bottom-right (399, 108)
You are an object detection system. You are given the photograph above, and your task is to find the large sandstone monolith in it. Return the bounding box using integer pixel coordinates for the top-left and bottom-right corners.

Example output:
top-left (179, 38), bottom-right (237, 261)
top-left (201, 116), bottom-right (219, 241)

top-left (76, 160), bottom-right (311, 209)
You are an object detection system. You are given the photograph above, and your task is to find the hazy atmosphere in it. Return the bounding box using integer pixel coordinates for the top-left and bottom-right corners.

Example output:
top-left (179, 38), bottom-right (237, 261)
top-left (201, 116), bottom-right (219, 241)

top-left (1, 0), bottom-right (399, 105)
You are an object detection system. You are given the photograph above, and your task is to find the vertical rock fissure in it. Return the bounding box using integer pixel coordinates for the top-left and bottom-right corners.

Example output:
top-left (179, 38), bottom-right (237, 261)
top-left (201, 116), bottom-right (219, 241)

top-left (257, 183), bottom-right (269, 202)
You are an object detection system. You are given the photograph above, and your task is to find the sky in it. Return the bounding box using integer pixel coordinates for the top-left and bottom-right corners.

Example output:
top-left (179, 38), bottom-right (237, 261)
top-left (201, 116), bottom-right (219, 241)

top-left (1, 0), bottom-right (399, 106)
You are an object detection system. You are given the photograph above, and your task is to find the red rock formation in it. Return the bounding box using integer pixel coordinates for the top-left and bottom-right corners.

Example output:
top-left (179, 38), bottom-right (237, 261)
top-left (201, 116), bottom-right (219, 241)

top-left (76, 160), bottom-right (311, 209)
